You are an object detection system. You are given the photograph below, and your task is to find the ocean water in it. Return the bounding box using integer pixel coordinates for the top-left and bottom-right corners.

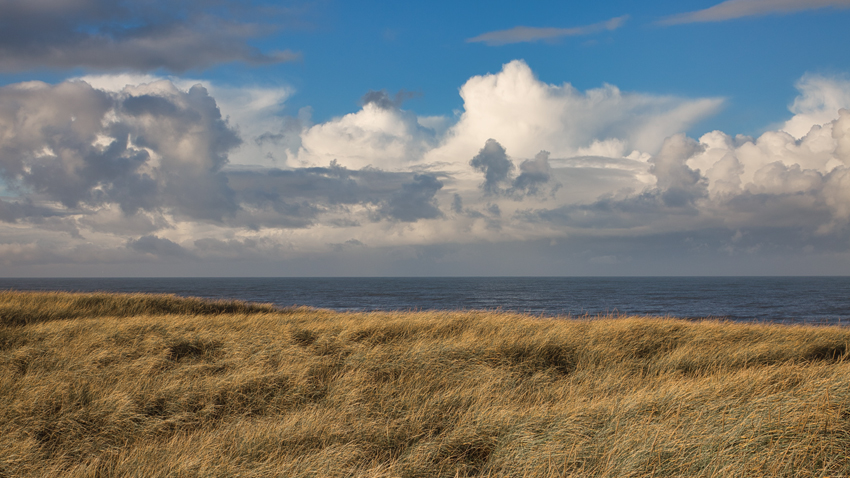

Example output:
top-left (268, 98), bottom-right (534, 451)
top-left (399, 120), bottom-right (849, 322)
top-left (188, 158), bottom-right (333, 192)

top-left (2, 276), bottom-right (849, 325)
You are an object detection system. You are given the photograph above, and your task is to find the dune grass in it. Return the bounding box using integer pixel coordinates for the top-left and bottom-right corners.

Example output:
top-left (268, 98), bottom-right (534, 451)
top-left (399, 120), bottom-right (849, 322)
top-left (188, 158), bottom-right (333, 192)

top-left (1, 291), bottom-right (850, 477)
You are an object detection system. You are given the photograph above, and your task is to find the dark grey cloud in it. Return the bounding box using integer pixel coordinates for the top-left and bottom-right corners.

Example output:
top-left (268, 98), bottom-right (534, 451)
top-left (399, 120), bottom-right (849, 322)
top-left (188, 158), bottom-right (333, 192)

top-left (451, 193), bottom-right (464, 214)
top-left (0, 198), bottom-right (61, 223)
top-left (649, 134), bottom-right (708, 207)
top-left (525, 190), bottom-right (697, 230)
top-left (228, 161), bottom-right (407, 206)
top-left (380, 174), bottom-right (444, 222)
top-left (0, 80), bottom-right (241, 221)
top-left (328, 238), bottom-right (366, 252)
top-left (226, 163), bottom-right (446, 227)
top-left (469, 140), bottom-right (558, 198)
top-left (360, 90), bottom-right (422, 110)
top-left (0, 81), bottom-right (114, 208)
top-left (487, 203), bottom-right (501, 217)
top-left (127, 235), bottom-right (188, 257)
top-left (0, 0), bottom-right (300, 72)
top-left (470, 139), bottom-right (514, 195)
top-left (511, 150), bottom-right (558, 197)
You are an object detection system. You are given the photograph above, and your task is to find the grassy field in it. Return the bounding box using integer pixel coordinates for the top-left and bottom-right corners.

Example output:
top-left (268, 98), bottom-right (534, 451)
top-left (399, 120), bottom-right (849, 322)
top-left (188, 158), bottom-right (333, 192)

top-left (2, 291), bottom-right (850, 477)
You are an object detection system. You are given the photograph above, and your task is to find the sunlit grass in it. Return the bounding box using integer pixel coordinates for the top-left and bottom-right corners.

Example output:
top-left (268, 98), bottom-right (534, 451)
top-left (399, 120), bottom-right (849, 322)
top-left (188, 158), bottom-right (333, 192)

top-left (2, 291), bottom-right (849, 477)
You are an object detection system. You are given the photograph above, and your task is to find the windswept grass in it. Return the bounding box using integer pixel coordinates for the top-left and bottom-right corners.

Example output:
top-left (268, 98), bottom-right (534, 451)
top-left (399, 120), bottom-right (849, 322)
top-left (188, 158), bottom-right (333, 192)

top-left (0, 291), bottom-right (277, 326)
top-left (2, 291), bottom-right (850, 477)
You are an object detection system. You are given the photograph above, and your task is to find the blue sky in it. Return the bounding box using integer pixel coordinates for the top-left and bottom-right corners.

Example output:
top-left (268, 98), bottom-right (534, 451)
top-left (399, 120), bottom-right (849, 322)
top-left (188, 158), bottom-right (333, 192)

top-left (217, 0), bottom-right (849, 135)
top-left (1, 0), bottom-right (850, 276)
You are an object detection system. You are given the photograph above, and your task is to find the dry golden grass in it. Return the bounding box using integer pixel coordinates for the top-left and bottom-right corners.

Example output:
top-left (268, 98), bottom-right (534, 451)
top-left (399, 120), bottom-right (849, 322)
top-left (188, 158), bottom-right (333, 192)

top-left (1, 290), bottom-right (850, 477)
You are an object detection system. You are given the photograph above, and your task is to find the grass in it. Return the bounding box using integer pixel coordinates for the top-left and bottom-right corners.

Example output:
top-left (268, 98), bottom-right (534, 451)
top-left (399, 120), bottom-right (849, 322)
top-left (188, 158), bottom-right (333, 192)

top-left (1, 291), bottom-right (850, 477)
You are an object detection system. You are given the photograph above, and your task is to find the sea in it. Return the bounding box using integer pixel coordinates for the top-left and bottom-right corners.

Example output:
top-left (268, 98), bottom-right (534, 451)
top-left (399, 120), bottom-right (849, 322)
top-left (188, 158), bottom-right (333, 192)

top-left (2, 276), bottom-right (849, 326)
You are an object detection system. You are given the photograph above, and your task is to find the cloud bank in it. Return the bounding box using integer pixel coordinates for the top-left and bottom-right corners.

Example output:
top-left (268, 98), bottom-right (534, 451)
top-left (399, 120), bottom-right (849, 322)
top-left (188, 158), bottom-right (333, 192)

top-left (2, 61), bottom-right (850, 275)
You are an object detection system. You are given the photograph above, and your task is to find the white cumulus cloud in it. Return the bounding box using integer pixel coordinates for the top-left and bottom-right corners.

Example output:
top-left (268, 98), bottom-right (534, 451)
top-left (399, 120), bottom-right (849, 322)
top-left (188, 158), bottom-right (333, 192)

top-left (291, 99), bottom-right (438, 171)
top-left (425, 60), bottom-right (723, 172)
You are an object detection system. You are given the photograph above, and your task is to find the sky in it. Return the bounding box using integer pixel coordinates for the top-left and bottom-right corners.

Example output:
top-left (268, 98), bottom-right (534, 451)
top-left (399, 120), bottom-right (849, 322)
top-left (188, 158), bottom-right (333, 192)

top-left (1, 0), bottom-right (850, 277)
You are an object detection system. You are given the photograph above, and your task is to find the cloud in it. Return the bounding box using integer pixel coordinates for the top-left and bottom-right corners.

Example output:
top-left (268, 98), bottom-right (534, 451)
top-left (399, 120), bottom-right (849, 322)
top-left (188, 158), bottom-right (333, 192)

top-left (0, 62), bottom-right (730, 264)
top-left (0, 78), bottom-right (241, 221)
top-left (468, 139), bottom-right (559, 198)
top-left (467, 15), bottom-right (628, 46)
top-left (512, 151), bottom-right (557, 196)
top-left (679, 100), bottom-right (850, 234)
top-left (180, 58), bottom-right (717, 180)
top-left (77, 73), bottom-right (298, 168)
top-left (523, 191), bottom-right (695, 231)
top-left (521, 76), bottom-right (850, 249)
top-left (782, 74), bottom-right (850, 139)
top-left (524, 136), bottom-right (711, 231)
top-left (688, 76), bottom-right (850, 191)
top-left (379, 174), bottom-right (444, 222)
top-left (360, 90), bottom-right (421, 110)
top-left (0, 0), bottom-right (300, 72)
top-left (127, 235), bottom-right (188, 257)
top-left (425, 60), bottom-right (723, 169)
top-left (225, 162), bottom-right (447, 227)
top-left (659, 0), bottom-right (850, 25)
top-left (451, 194), bottom-right (464, 214)
top-left (0, 198), bottom-right (59, 223)
top-left (4, 65), bottom-right (850, 274)
top-left (470, 139), bottom-right (514, 194)
top-left (292, 98), bottom-right (439, 170)
top-left (649, 134), bottom-right (707, 207)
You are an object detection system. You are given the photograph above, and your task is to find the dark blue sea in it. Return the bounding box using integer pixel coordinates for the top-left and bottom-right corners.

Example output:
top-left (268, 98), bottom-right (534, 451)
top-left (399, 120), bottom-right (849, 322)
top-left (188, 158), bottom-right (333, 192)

top-left (2, 277), bottom-right (850, 325)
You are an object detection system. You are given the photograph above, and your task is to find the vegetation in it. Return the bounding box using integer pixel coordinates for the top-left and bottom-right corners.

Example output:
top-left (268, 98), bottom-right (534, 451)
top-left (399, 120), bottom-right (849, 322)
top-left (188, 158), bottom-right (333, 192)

top-left (2, 291), bottom-right (850, 477)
